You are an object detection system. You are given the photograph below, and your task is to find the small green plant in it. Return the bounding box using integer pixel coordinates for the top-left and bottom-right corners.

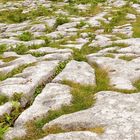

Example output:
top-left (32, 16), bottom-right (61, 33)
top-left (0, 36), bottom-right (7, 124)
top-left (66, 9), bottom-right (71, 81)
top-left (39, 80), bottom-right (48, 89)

top-left (18, 32), bottom-right (33, 41)
top-left (104, 53), bottom-right (115, 58)
top-left (133, 16), bottom-right (140, 38)
top-left (55, 60), bottom-right (69, 76)
top-left (45, 25), bottom-right (54, 33)
top-left (0, 101), bottom-right (21, 138)
top-left (11, 44), bottom-right (28, 55)
top-left (55, 16), bottom-right (69, 27)
top-left (0, 95), bottom-right (8, 106)
top-left (0, 123), bottom-right (9, 140)
top-left (11, 93), bottom-right (23, 102)
top-left (119, 55), bottom-right (135, 61)
top-left (30, 52), bottom-right (46, 57)
top-left (0, 9), bottom-right (27, 23)
top-left (39, 36), bottom-right (51, 45)
top-left (0, 63), bottom-right (34, 81)
top-left (73, 45), bottom-right (101, 61)
top-left (0, 56), bottom-right (17, 63)
top-left (0, 44), bottom-right (7, 54)
top-left (76, 21), bottom-right (86, 28)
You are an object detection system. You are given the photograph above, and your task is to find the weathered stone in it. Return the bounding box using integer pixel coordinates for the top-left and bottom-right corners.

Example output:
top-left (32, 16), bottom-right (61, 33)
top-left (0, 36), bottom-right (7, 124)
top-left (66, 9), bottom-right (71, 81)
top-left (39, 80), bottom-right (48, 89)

top-left (28, 47), bottom-right (73, 54)
top-left (61, 44), bottom-right (84, 49)
top-left (107, 0), bottom-right (126, 7)
top-left (88, 12), bottom-right (108, 27)
top-left (25, 39), bottom-right (45, 46)
top-left (40, 52), bottom-right (72, 61)
top-left (87, 55), bottom-right (140, 90)
top-left (30, 24), bottom-right (46, 32)
top-left (0, 61), bottom-right (59, 100)
top-left (53, 60), bottom-right (96, 85)
top-left (0, 54), bottom-right (36, 74)
top-left (1, 0), bottom-right (140, 140)
top-left (89, 35), bottom-right (112, 47)
top-left (40, 131), bottom-right (99, 140)
top-left (0, 102), bottom-right (12, 117)
top-left (113, 24), bottom-right (133, 37)
top-left (126, 13), bottom-right (136, 20)
top-left (57, 22), bottom-right (79, 31)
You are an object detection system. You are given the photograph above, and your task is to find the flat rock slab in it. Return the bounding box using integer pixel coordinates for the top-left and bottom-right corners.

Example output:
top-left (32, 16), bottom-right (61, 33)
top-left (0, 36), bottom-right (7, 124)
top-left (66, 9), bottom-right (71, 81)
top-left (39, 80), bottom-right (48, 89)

top-left (43, 91), bottom-right (140, 140)
top-left (40, 131), bottom-right (99, 140)
top-left (29, 47), bottom-right (73, 54)
top-left (0, 61), bottom-right (59, 99)
top-left (87, 55), bottom-right (140, 90)
top-left (53, 60), bottom-right (96, 85)
top-left (116, 38), bottom-right (140, 45)
top-left (0, 102), bottom-right (12, 117)
top-left (0, 54), bottom-right (37, 74)
top-left (40, 52), bottom-right (72, 61)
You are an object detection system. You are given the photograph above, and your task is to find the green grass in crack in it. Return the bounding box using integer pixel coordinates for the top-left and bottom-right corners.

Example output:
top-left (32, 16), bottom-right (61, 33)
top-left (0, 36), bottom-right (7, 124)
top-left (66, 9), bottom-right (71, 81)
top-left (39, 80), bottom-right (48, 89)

top-left (0, 63), bottom-right (34, 81)
top-left (133, 16), bottom-right (140, 38)
top-left (104, 53), bottom-right (115, 58)
top-left (11, 44), bottom-right (44, 55)
top-left (0, 6), bottom-right (53, 23)
top-left (11, 44), bottom-right (28, 55)
top-left (0, 56), bottom-right (17, 63)
top-left (27, 84), bottom-right (46, 107)
top-left (18, 32), bottom-right (33, 41)
top-left (0, 45), bottom-right (7, 55)
top-left (0, 123), bottom-right (9, 140)
top-left (119, 55), bottom-right (136, 61)
top-left (54, 60), bottom-right (70, 76)
top-left (63, 3), bottom-right (102, 17)
top-left (0, 95), bottom-right (8, 106)
top-left (0, 101), bottom-right (22, 139)
top-left (73, 45), bottom-right (101, 61)
top-left (54, 16), bottom-right (70, 28)
top-left (133, 80), bottom-right (140, 92)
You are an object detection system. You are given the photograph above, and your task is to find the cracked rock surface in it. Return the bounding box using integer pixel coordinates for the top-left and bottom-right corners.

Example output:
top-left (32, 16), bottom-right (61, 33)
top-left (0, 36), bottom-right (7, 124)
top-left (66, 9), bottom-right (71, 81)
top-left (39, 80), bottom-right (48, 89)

top-left (0, 0), bottom-right (140, 140)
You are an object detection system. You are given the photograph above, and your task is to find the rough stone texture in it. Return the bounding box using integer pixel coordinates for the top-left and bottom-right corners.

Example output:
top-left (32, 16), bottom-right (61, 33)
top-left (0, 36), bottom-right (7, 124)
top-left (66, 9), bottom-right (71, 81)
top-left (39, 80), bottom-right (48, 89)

top-left (43, 91), bottom-right (140, 140)
top-left (40, 131), bottom-right (99, 140)
top-left (0, 54), bottom-right (37, 74)
top-left (118, 46), bottom-right (140, 54)
top-left (30, 24), bottom-right (46, 32)
top-left (53, 60), bottom-right (96, 85)
top-left (1, 0), bottom-right (140, 140)
top-left (115, 38), bottom-right (140, 47)
top-left (107, 0), bottom-right (126, 7)
top-left (87, 55), bottom-right (140, 90)
top-left (126, 13), bottom-right (136, 20)
top-left (29, 47), bottom-right (73, 54)
top-left (112, 24), bottom-right (133, 37)
top-left (0, 102), bottom-right (12, 117)
top-left (0, 61), bottom-right (59, 100)
top-left (40, 52), bottom-right (72, 61)
top-left (88, 12), bottom-right (108, 27)
top-left (89, 35), bottom-right (112, 47)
